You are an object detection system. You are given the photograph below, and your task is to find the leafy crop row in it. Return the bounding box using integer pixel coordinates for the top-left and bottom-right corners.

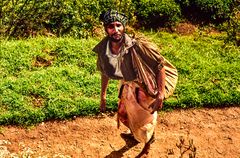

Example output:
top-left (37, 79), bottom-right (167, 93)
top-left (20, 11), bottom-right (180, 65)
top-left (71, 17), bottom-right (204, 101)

top-left (0, 37), bottom-right (118, 125)
top-left (0, 32), bottom-right (239, 125)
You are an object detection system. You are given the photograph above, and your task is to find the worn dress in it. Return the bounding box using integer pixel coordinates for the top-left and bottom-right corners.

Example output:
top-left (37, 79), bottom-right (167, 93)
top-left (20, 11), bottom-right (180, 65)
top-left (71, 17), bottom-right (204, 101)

top-left (93, 34), bottom-right (177, 143)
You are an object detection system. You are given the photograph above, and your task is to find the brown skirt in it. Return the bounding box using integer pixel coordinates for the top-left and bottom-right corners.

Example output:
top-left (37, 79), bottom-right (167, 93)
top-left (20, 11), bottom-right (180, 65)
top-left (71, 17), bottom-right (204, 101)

top-left (117, 81), bottom-right (157, 143)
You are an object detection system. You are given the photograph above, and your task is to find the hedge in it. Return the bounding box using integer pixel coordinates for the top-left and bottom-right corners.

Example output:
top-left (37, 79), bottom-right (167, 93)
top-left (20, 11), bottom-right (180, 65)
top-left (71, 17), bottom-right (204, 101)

top-left (133, 0), bottom-right (181, 28)
top-left (176, 0), bottom-right (234, 23)
top-left (0, 0), bottom-right (237, 38)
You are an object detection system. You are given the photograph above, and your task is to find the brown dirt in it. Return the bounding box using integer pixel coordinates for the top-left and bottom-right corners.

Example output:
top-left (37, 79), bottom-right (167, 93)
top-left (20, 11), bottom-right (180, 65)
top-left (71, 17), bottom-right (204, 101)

top-left (174, 23), bottom-right (197, 35)
top-left (0, 106), bottom-right (240, 158)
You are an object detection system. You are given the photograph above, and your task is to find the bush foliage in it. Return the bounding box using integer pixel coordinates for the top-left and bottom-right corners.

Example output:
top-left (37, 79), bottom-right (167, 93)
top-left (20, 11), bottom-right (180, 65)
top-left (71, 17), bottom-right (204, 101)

top-left (223, 0), bottom-right (240, 46)
top-left (1, 0), bottom-right (103, 38)
top-left (176, 0), bottom-right (234, 23)
top-left (133, 0), bottom-right (181, 28)
top-left (0, 0), bottom-right (238, 38)
top-left (0, 0), bottom-right (136, 39)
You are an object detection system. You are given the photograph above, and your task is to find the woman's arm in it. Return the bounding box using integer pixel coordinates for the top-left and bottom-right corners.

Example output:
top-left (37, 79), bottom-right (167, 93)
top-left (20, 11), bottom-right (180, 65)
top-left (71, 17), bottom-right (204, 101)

top-left (100, 73), bottom-right (109, 112)
top-left (149, 67), bottom-right (166, 113)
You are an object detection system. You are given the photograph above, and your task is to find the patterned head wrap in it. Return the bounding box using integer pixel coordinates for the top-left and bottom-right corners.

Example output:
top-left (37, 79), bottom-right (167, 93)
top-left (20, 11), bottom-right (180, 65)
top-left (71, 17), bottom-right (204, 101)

top-left (100, 10), bottom-right (128, 26)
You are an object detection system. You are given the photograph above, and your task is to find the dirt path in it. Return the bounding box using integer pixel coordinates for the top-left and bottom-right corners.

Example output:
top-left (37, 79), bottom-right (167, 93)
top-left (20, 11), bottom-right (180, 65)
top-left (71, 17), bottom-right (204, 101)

top-left (0, 107), bottom-right (240, 158)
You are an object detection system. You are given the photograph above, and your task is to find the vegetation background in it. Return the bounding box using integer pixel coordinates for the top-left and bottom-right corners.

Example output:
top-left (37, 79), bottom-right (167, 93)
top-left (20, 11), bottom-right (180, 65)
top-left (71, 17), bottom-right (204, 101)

top-left (0, 0), bottom-right (239, 126)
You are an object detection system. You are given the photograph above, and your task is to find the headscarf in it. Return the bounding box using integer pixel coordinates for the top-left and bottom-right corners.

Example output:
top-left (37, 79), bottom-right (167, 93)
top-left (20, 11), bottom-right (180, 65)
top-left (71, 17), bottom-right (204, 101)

top-left (100, 9), bottom-right (128, 26)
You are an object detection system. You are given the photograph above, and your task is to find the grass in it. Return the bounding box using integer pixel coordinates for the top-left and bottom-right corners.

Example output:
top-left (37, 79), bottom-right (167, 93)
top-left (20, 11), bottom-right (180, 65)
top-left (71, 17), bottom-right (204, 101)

top-left (0, 32), bottom-right (239, 125)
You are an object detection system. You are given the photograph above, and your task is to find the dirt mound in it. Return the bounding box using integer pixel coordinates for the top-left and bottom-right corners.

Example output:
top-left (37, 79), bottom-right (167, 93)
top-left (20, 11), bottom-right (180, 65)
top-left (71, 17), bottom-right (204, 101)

top-left (0, 106), bottom-right (240, 158)
top-left (174, 23), bottom-right (197, 35)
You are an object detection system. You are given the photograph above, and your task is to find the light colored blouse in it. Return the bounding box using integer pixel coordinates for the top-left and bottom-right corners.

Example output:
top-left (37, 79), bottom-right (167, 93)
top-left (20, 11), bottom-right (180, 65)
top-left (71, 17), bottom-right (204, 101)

top-left (105, 41), bottom-right (124, 78)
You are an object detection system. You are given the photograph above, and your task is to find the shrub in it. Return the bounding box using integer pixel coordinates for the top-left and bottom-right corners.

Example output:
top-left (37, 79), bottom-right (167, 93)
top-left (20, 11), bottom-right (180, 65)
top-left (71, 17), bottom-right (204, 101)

top-left (1, 0), bottom-right (102, 38)
top-left (176, 0), bottom-right (234, 24)
top-left (223, 0), bottom-right (240, 46)
top-left (134, 0), bottom-right (181, 28)
top-left (0, 0), bottom-right (237, 38)
top-left (0, 0), bottom-right (137, 39)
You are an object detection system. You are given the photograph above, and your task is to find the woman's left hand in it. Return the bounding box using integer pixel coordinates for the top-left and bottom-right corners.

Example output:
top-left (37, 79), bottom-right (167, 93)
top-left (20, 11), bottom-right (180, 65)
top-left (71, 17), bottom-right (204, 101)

top-left (149, 95), bottom-right (164, 114)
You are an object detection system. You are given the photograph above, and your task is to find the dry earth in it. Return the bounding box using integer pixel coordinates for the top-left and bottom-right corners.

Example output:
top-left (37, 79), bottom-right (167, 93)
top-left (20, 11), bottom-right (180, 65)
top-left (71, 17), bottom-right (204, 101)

top-left (0, 106), bottom-right (240, 158)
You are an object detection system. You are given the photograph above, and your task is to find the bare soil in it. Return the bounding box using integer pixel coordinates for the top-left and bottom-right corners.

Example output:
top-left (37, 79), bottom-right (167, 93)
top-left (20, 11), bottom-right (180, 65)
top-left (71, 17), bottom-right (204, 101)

top-left (0, 106), bottom-right (240, 158)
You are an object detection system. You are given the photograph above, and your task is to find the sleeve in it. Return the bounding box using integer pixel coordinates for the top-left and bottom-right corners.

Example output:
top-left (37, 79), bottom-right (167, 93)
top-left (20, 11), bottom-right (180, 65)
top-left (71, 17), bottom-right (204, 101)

top-left (96, 55), bottom-right (103, 72)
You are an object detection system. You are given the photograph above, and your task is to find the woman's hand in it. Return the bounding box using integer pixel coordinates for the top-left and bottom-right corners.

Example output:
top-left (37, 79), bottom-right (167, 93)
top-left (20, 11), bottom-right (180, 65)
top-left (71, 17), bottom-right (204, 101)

top-left (149, 94), bottom-right (164, 114)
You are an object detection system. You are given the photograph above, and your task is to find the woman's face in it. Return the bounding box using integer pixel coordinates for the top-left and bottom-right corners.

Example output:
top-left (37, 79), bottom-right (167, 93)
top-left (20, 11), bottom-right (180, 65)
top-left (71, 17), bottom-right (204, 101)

top-left (105, 21), bottom-right (124, 42)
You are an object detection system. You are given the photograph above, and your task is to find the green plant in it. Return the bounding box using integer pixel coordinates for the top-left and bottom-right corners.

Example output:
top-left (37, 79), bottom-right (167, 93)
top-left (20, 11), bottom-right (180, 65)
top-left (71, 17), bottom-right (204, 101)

top-left (0, 32), bottom-right (239, 126)
top-left (146, 31), bottom-right (240, 108)
top-left (176, 0), bottom-right (234, 24)
top-left (134, 0), bottom-right (181, 28)
top-left (0, 0), bottom-right (137, 39)
top-left (224, 0), bottom-right (240, 46)
top-left (0, 37), bottom-right (113, 125)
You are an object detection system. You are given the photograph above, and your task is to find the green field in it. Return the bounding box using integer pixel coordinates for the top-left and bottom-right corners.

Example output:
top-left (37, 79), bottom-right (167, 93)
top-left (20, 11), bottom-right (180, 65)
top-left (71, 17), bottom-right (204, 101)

top-left (0, 32), bottom-right (239, 126)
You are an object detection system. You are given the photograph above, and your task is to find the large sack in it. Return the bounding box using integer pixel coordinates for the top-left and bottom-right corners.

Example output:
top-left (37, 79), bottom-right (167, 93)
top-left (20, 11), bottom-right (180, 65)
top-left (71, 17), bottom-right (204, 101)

top-left (131, 38), bottom-right (178, 99)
